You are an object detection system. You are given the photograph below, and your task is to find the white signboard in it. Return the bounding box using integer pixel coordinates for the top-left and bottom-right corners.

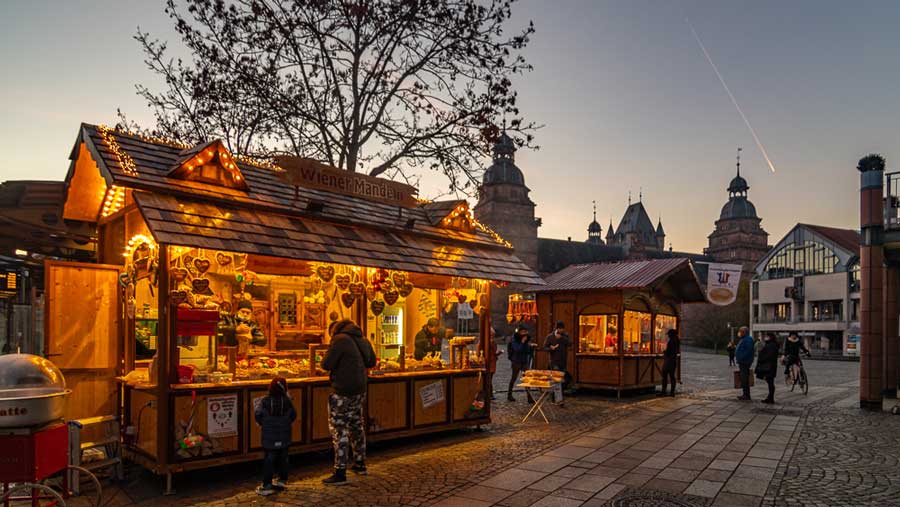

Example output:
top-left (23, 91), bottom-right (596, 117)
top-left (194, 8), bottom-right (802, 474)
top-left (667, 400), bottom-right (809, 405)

top-left (706, 263), bottom-right (743, 306)
top-left (207, 394), bottom-right (238, 437)
top-left (420, 381), bottom-right (445, 409)
top-left (457, 301), bottom-right (474, 320)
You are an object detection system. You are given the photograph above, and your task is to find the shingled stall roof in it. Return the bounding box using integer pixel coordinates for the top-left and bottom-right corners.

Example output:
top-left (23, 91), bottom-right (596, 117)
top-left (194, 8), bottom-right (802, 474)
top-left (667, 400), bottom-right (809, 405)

top-left (528, 257), bottom-right (705, 302)
top-left (72, 123), bottom-right (504, 248)
top-left (67, 124), bottom-right (541, 284)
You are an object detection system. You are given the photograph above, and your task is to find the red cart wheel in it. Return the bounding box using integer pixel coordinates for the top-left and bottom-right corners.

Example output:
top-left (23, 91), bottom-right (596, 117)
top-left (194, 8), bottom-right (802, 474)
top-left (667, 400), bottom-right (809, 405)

top-left (0, 482), bottom-right (66, 507)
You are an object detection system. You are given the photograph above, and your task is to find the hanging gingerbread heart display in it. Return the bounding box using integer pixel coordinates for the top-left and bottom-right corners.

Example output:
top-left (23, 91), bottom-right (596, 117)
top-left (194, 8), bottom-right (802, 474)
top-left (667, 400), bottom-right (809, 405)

top-left (370, 300), bottom-right (386, 316)
top-left (193, 257), bottom-right (211, 274)
top-left (340, 292), bottom-right (356, 308)
top-left (349, 282), bottom-right (365, 296)
top-left (215, 251), bottom-right (232, 266)
top-left (335, 273), bottom-right (351, 291)
top-left (316, 265), bottom-right (335, 282)
top-left (172, 267), bottom-right (189, 282)
top-left (383, 290), bottom-right (400, 306)
top-left (191, 278), bottom-right (211, 294)
top-left (458, 294), bottom-right (468, 304)
top-left (398, 282), bottom-right (414, 298)
top-left (169, 290), bottom-right (188, 305)
top-left (391, 272), bottom-right (407, 287)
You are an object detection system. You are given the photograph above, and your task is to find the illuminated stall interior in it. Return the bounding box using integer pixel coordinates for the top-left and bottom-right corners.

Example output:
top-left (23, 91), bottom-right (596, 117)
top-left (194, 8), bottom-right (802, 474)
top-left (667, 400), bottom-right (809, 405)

top-left (531, 258), bottom-right (704, 394)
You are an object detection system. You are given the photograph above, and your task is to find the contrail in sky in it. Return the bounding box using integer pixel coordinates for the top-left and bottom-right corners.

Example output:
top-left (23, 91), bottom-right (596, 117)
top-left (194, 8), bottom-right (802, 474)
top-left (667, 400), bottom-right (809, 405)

top-left (687, 18), bottom-right (777, 173)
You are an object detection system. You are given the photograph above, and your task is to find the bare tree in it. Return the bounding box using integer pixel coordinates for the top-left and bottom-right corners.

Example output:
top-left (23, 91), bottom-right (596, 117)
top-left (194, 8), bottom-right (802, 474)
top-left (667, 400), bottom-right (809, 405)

top-left (128, 0), bottom-right (537, 192)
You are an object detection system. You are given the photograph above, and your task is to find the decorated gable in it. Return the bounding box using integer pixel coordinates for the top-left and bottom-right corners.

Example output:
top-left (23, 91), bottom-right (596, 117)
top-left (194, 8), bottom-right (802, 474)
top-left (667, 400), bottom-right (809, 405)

top-left (167, 140), bottom-right (248, 190)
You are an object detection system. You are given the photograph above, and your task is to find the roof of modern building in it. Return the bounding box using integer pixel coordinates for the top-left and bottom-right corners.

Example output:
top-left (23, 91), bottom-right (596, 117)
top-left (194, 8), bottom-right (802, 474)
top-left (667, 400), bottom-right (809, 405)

top-left (800, 224), bottom-right (860, 254)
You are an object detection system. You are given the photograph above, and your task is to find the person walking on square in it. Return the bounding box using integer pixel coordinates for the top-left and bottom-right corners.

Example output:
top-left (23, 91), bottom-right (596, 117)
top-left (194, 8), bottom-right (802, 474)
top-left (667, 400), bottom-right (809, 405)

top-left (726, 337), bottom-right (736, 366)
top-left (321, 319), bottom-right (377, 485)
top-left (543, 321), bottom-right (572, 397)
top-left (755, 333), bottom-right (780, 404)
top-left (254, 377), bottom-right (297, 496)
top-left (735, 326), bottom-right (755, 401)
top-left (507, 326), bottom-right (536, 403)
top-left (658, 329), bottom-right (680, 396)
top-left (486, 326), bottom-right (503, 400)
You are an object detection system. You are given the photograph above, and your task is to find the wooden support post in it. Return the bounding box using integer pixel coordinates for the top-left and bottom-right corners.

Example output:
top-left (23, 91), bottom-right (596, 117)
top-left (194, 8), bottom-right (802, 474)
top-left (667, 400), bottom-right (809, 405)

top-left (155, 244), bottom-right (173, 472)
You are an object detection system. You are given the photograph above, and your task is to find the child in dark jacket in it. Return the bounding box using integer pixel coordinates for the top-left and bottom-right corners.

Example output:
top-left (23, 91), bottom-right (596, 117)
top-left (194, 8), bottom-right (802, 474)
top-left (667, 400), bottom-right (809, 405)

top-left (255, 377), bottom-right (297, 496)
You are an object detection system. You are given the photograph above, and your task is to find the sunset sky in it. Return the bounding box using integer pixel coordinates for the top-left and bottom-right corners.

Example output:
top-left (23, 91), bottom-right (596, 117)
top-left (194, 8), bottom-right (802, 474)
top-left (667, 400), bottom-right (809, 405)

top-left (2, 1), bottom-right (899, 254)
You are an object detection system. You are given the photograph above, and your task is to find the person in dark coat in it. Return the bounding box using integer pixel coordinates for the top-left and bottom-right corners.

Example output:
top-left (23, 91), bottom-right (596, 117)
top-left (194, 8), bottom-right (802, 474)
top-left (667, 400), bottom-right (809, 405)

top-left (543, 321), bottom-right (572, 394)
top-left (321, 319), bottom-right (377, 485)
top-left (507, 327), bottom-right (536, 403)
top-left (755, 333), bottom-right (780, 404)
top-left (726, 337), bottom-right (736, 366)
top-left (659, 329), bottom-right (680, 396)
top-left (735, 326), bottom-right (755, 401)
top-left (254, 377), bottom-right (297, 496)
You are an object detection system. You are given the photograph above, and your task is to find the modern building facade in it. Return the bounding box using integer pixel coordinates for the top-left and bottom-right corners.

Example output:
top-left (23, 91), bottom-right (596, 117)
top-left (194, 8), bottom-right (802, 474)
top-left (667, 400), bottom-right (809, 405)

top-left (750, 223), bottom-right (861, 357)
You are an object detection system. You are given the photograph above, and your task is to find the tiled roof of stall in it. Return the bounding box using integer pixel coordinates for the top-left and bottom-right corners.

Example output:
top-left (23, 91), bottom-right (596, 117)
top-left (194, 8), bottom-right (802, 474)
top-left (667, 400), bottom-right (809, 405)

top-left (76, 124), bottom-right (503, 248)
top-left (528, 258), bottom-right (703, 298)
top-left (73, 124), bottom-right (541, 284)
top-left (133, 192), bottom-right (541, 283)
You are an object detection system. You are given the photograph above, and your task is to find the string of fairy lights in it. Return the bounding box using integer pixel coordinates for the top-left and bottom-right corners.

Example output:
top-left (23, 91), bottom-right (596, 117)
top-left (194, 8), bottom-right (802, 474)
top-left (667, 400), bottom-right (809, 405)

top-left (95, 125), bottom-right (513, 248)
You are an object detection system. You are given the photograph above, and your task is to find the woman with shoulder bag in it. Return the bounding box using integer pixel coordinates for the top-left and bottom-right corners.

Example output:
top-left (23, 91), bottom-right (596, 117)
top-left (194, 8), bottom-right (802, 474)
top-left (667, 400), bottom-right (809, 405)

top-left (755, 333), bottom-right (780, 404)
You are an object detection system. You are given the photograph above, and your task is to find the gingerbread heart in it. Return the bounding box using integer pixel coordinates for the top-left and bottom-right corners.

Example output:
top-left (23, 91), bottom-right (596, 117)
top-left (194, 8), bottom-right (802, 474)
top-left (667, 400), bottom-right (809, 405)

top-left (193, 258), bottom-right (211, 274)
top-left (398, 282), bottom-right (414, 298)
top-left (340, 292), bottom-right (356, 308)
top-left (349, 282), bottom-right (365, 296)
top-left (316, 265), bottom-right (335, 282)
top-left (391, 272), bottom-right (407, 287)
top-left (172, 267), bottom-right (189, 282)
top-left (335, 273), bottom-right (351, 291)
top-left (458, 294), bottom-right (467, 304)
top-left (191, 278), bottom-right (211, 294)
top-left (169, 290), bottom-right (188, 305)
top-left (383, 290), bottom-right (400, 306)
top-left (215, 252), bottom-right (232, 266)
top-left (370, 300), bottom-right (385, 316)
top-left (381, 279), bottom-right (394, 291)
top-left (365, 286), bottom-right (377, 301)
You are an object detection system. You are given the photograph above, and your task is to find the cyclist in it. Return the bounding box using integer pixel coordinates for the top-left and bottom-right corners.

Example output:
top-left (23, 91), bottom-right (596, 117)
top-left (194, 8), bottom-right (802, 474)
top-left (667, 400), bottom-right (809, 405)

top-left (783, 332), bottom-right (811, 382)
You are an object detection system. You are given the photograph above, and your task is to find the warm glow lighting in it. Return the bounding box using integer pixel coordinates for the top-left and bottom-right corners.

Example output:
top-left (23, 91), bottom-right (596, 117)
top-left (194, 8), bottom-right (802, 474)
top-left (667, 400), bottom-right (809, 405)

top-left (100, 185), bottom-right (126, 217)
top-left (98, 125), bottom-right (138, 176)
top-left (14, 249), bottom-right (28, 257)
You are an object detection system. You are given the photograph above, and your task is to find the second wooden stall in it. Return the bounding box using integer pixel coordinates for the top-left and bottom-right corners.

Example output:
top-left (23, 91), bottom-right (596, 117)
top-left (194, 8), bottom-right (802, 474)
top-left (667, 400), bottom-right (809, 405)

top-left (528, 258), bottom-right (705, 396)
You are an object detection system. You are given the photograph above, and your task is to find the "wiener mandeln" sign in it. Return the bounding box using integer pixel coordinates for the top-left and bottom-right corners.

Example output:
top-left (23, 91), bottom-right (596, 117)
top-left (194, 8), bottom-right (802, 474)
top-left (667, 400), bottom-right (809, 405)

top-left (276, 156), bottom-right (419, 208)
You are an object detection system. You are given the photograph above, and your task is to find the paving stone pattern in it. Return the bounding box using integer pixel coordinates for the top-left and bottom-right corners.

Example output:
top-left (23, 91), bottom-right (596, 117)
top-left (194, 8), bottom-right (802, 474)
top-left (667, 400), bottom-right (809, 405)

top-left (63, 352), bottom-right (900, 507)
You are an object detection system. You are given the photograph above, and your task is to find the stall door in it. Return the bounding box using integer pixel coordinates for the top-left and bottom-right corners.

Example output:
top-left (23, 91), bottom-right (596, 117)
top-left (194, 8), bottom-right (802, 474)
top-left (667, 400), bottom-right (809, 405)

top-left (44, 260), bottom-right (122, 420)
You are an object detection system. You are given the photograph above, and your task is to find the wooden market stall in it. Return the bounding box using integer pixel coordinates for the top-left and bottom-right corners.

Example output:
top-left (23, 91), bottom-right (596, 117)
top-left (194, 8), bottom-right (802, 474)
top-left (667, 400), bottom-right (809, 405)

top-left (46, 123), bottom-right (542, 485)
top-left (528, 258), bottom-right (705, 395)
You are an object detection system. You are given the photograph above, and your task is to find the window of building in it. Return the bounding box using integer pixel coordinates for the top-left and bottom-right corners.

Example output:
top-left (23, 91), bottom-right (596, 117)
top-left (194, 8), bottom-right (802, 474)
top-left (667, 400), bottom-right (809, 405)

top-left (849, 262), bottom-right (860, 292)
top-left (774, 303), bottom-right (791, 322)
top-left (753, 305), bottom-right (759, 323)
top-left (752, 281), bottom-right (759, 299)
top-left (763, 240), bottom-right (839, 279)
top-left (850, 299), bottom-right (860, 322)
top-left (811, 300), bottom-right (843, 321)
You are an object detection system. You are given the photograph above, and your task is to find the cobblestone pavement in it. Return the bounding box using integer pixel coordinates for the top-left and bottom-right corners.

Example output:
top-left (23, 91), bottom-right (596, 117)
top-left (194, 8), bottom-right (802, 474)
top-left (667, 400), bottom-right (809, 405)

top-left (64, 352), bottom-right (900, 507)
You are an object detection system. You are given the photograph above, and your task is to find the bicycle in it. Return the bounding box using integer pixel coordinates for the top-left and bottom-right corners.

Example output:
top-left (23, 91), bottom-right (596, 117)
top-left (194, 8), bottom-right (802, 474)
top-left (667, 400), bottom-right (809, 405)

top-left (783, 354), bottom-right (810, 395)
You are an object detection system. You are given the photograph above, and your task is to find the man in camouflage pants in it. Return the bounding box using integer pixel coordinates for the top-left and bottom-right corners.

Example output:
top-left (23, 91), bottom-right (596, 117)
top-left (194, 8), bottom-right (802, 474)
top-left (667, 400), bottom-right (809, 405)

top-left (321, 319), bottom-right (376, 485)
top-left (328, 392), bottom-right (366, 471)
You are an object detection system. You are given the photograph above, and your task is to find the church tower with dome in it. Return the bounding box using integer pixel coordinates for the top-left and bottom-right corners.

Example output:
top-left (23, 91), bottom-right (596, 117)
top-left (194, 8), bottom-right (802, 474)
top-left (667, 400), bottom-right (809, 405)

top-left (705, 149), bottom-right (770, 270)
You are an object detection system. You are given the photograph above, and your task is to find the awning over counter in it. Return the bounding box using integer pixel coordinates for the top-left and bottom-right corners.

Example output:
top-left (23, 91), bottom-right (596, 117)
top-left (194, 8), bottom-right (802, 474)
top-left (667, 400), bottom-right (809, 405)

top-left (134, 191), bottom-right (544, 285)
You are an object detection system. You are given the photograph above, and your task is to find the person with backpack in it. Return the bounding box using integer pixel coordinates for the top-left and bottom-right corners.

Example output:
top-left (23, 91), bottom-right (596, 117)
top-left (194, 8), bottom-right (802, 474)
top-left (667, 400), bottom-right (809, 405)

top-left (321, 319), bottom-right (377, 485)
top-left (254, 377), bottom-right (297, 496)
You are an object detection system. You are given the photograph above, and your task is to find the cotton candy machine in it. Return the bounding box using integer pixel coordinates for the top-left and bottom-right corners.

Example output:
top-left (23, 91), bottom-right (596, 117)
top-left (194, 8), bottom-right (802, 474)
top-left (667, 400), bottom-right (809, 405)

top-left (0, 354), bottom-right (70, 428)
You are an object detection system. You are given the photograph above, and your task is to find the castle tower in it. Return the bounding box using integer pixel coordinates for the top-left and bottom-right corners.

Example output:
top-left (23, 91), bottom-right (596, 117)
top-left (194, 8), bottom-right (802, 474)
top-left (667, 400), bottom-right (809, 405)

top-left (705, 148), bottom-right (770, 270)
top-left (474, 130), bottom-right (541, 330)
top-left (587, 201), bottom-right (603, 245)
